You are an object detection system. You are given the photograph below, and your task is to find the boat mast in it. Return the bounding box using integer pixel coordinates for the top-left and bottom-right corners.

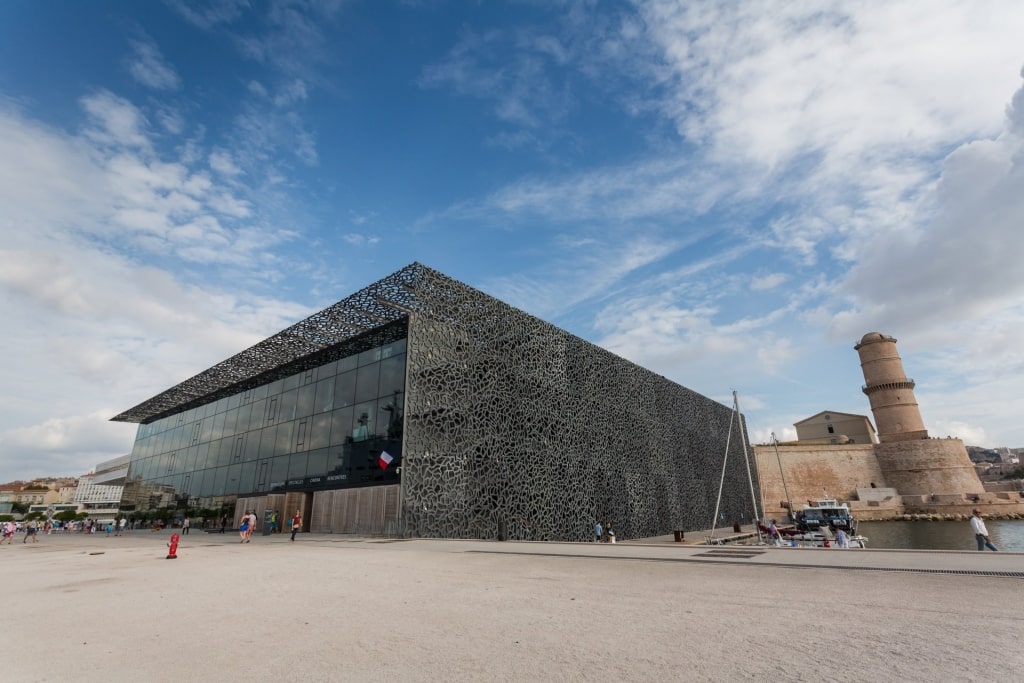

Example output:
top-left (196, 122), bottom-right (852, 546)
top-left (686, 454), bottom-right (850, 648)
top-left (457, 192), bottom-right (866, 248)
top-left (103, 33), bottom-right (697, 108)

top-left (709, 391), bottom-right (762, 542)
top-left (772, 432), bottom-right (794, 523)
top-left (734, 391), bottom-right (763, 526)
top-left (708, 399), bottom-right (734, 542)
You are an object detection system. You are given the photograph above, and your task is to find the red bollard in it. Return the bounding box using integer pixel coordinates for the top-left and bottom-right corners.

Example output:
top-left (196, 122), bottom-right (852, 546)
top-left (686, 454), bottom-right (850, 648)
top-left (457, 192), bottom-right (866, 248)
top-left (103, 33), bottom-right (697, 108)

top-left (166, 532), bottom-right (179, 559)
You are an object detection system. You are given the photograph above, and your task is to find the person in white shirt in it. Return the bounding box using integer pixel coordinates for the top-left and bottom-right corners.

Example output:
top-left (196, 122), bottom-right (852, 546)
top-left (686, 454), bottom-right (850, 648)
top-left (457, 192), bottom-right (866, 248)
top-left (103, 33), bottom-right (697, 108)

top-left (970, 509), bottom-right (998, 551)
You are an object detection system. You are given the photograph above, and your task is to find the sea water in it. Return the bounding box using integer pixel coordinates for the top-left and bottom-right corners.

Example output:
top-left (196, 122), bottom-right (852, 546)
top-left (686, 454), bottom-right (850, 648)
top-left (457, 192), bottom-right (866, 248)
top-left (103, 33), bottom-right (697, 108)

top-left (857, 519), bottom-right (1024, 552)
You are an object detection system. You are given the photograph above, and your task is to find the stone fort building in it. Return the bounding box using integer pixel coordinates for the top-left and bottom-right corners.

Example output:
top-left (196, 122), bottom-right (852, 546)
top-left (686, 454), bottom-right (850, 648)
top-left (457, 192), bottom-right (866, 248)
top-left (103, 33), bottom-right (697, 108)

top-left (756, 332), bottom-right (1023, 520)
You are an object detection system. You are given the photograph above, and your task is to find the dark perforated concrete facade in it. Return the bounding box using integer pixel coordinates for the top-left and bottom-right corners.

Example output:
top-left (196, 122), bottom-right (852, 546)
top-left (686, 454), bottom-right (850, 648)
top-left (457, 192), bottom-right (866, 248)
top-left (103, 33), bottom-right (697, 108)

top-left (115, 263), bottom-right (758, 541)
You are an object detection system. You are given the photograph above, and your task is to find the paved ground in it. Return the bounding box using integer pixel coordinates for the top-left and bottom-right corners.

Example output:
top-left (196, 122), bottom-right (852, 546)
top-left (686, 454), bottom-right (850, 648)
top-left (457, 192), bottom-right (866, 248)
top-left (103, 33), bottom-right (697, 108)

top-left (5, 530), bottom-right (1023, 682)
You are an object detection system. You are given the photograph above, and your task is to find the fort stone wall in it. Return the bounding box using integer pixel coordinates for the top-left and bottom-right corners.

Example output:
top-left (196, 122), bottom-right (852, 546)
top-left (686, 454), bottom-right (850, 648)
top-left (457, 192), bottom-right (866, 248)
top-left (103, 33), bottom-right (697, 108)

top-left (753, 444), bottom-right (885, 521)
top-left (873, 438), bottom-right (984, 496)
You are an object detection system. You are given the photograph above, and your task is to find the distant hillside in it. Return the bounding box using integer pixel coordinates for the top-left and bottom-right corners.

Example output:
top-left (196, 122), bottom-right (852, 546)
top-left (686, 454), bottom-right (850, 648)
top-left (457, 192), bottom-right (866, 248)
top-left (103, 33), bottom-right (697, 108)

top-left (966, 446), bottom-right (1022, 463)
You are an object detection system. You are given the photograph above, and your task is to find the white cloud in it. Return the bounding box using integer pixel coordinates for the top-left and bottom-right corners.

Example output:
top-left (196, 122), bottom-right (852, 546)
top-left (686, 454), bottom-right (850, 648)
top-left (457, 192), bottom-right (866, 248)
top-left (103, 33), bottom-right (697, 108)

top-left (341, 233), bottom-right (380, 247)
top-left (126, 38), bottom-right (181, 91)
top-left (751, 273), bottom-right (787, 291)
top-left (0, 92), bottom-right (318, 479)
top-left (80, 90), bottom-right (152, 150)
top-left (209, 149), bottom-right (243, 177)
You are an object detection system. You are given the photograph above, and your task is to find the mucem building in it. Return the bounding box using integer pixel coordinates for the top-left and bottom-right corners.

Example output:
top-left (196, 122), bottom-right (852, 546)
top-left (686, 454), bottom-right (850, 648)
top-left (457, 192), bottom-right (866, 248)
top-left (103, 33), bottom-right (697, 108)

top-left (113, 263), bottom-right (758, 541)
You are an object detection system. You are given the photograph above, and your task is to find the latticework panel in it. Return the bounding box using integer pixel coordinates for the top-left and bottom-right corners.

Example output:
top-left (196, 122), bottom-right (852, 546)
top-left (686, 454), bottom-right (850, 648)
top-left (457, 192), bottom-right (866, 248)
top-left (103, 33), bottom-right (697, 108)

top-left (400, 268), bottom-right (758, 542)
top-left (112, 264), bottom-right (428, 424)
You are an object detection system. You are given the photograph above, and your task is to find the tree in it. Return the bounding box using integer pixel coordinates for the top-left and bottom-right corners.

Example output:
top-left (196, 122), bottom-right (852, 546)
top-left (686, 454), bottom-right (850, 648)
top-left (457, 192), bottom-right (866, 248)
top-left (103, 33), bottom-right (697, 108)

top-left (54, 510), bottom-right (80, 523)
top-left (10, 502), bottom-right (28, 514)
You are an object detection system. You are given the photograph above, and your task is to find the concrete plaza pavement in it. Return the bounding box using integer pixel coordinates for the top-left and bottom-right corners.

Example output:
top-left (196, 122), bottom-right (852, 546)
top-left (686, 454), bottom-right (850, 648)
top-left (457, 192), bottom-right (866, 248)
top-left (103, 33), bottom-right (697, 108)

top-left (5, 529), bottom-right (1023, 682)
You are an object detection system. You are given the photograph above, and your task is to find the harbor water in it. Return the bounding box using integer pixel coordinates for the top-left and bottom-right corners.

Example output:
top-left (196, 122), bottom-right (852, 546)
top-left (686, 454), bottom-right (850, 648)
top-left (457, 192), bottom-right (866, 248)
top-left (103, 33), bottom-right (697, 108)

top-left (858, 519), bottom-right (1024, 552)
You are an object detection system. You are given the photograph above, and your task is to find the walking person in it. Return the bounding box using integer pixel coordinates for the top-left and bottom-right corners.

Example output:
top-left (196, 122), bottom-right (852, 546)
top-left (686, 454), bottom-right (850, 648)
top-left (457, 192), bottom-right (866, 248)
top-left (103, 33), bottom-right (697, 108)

top-left (768, 519), bottom-right (782, 546)
top-left (246, 510), bottom-right (258, 541)
top-left (219, 514), bottom-right (228, 534)
top-left (290, 510), bottom-right (302, 542)
top-left (182, 516), bottom-right (190, 535)
top-left (970, 509), bottom-right (998, 551)
top-left (23, 520), bottom-right (38, 543)
top-left (239, 511), bottom-right (250, 543)
top-left (594, 520), bottom-right (603, 543)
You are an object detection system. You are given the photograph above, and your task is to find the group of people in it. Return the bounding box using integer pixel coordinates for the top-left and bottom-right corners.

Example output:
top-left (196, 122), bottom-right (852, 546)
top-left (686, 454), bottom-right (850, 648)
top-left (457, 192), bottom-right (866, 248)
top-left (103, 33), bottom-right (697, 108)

top-left (593, 521), bottom-right (616, 543)
top-left (238, 509), bottom-right (303, 543)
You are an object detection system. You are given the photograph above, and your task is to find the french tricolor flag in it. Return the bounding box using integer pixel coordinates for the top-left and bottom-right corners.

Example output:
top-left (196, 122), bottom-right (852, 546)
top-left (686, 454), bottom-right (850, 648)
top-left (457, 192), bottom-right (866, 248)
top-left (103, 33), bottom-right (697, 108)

top-left (378, 450), bottom-right (394, 470)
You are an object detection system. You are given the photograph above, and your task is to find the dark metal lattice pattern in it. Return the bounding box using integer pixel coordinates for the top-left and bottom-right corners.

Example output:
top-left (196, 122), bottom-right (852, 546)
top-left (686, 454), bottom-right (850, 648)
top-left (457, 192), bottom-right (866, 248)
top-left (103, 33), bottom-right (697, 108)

top-left (113, 263), bottom-right (758, 541)
top-left (112, 264), bottom-right (427, 423)
top-left (399, 268), bottom-right (757, 542)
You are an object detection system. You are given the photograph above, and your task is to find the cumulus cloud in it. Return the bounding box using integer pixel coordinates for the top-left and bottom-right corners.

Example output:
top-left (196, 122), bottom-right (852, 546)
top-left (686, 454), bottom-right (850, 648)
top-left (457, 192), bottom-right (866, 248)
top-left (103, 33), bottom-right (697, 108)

top-left (0, 90), bottom-right (318, 478)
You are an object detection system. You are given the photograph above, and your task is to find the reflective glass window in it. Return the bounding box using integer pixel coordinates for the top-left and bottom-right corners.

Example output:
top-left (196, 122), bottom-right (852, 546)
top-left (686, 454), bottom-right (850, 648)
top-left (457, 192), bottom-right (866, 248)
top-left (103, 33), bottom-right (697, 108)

top-left (254, 459), bottom-right (272, 491)
top-left (314, 377), bottom-right (335, 414)
top-left (378, 354), bottom-right (406, 397)
top-left (265, 396), bottom-right (280, 425)
top-left (328, 446), bottom-right (347, 476)
top-left (308, 412), bottom-right (332, 450)
top-left (227, 393), bottom-right (241, 411)
top-left (199, 417), bottom-right (213, 443)
top-left (212, 467), bottom-right (227, 495)
top-left (282, 373), bottom-right (300, 392)
top-left (352, 400), bottom-right (377, 442)
top-left (193, 469), bottom-right (210, 497)
top-left (169, 425), bottom-right (186, 452)
top-left (294, 419), bottom-right (309, 452)
top-left (334, 370), bottom-right (357, 408)
top-left (288, 452), bottom-right (308, 480)
top-left (318, 359), bottom-right (339, 379)
top-left (222, 408), bottom-right (238, 438)
top-left (274, 421), bottom-right (294, 456)
top-left (295, 384), bottom-right (315, 419)
top-left (184, 446), bottom-right (198, 472)
top-left (337, 354), bottom-right (357, 373)
top-left (250, 399), bottom-right (266, 430)
top-left (252, 383), bottom-right (269, 401)
top-left (358, 346), bottom-right (381, 367)
top-left (354, 364), bottom-right (380, 404)
top-left (271, 456), bottom-right (290, 485)
top-left (195, 442), bottom-right (211, 470)
top-left (210, 411), bottom-right (226, 441)
top-left (241, 433), bottom-right (259, 462)
top-left (306, 448), bottom-right (329, 479)
top-left (329, 406), bottom-right (354, 446)
top-left (210, 438), bottom-right (231, 468)
top-left (235, 402), bottom-right (253, 434)
top-left (278, 389), bottom-right (297, 422)
top-left (259, 426), bottom-right (277, 459)
top-left (226, 463), bottom-right (243, 494)
top-left (239, 460), bottom-right (256, 493)
top-left (379, 393), bottom-right (403, 439)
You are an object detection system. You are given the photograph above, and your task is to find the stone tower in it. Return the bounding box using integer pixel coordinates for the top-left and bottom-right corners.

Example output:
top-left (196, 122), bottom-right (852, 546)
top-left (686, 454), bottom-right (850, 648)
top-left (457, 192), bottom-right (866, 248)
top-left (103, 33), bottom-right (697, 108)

top-left (854, 332), bottom-right (983, 496)
top-left (854, 332), bottom-right (928, 443)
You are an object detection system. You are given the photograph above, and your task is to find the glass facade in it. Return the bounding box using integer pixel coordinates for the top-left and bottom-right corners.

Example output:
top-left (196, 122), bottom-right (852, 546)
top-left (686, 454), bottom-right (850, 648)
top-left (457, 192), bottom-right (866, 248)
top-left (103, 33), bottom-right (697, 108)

top-left (120, 337), bottom-right (406, 512)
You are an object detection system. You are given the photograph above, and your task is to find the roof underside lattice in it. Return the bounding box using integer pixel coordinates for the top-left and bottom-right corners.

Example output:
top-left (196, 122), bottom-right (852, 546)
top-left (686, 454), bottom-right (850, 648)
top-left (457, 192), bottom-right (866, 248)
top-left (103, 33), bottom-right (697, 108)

top-left (111, 262), bottom-right (431, 424)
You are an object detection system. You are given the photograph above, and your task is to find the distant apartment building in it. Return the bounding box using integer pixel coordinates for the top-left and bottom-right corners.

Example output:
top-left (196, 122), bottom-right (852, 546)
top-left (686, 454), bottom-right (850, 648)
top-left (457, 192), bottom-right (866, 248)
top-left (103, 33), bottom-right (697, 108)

top-left (794, 410), bottom-right (877, 445)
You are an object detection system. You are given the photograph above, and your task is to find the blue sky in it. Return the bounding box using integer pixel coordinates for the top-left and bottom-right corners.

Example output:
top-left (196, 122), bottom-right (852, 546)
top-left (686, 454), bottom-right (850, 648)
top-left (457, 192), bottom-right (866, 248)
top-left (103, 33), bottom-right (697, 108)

top-left (2, 1), bottom-right (1024, 480)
